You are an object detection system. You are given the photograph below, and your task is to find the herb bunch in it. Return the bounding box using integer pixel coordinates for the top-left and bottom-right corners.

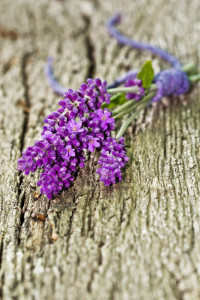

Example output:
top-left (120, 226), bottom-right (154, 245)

top-left (18, 14), bottom-right (200, 199)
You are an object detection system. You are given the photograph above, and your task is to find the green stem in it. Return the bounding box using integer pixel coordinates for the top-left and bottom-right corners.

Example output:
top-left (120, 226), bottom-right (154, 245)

top-left (112, 86), bottom-right (156, 116)
top-left (112, 98), bottom-right (139, 116)
top-left (116, 114), bottom-right (136, 139)
top-left (110, 63), bottom-right (199, 139)
top-left (148, 84), bottom-right (157, 91)
top-left (114, 103), bottom-right (139, 120)
top-left (114, 91), bottom-right (156, 120)
top-left (107, 86), bottom-right (139, 94)
top-left (110, 93), bottom-right (123, 102)
top-left (115, 91), bottom-right (157, 138)
top-left (182, 63), bottom-right (199, 75)
top-left (116, 108), bottom-right (143, 139)
top-left (189, 74), bottom-right (200, 83)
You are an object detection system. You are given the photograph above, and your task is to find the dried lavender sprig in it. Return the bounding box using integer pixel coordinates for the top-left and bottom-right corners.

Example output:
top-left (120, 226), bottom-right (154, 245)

top-left (108, 63), bottom-right (198, 90)
top-left (19, 11), bottom-right (200, 200)
top-left (107, 14), bottom-right (192, 102)
top-left (107, 70), bottom-right (138, 89)
top-left (107, 13), bottom-right (182, 69)
top-left (44, 57), bottom-right (197, 103)
top-left (44, 57), bottom-right (67, 95)
top-left (152, 68), bottom-right (190, 102)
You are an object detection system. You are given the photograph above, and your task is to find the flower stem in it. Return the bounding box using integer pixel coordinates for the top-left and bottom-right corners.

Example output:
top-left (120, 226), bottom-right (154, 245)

top-left (114, 102), bottom-right (140, 120)
top-left (116, 111), bottom-right (140, 139)
top-left (189, 74), bottom-right (200, 83)
top-left (182, 63), bottom-right (199, 75)
top-left (107, 86), bottom-right (139, 94)
top-left (113, 90), bottom-right (156, 119)
top-left (112, 98), bottom-right (139, 116)
top-left (116, 91), bottom-right (156, 138)
top-left (110, 93), bottom-right (123, 101)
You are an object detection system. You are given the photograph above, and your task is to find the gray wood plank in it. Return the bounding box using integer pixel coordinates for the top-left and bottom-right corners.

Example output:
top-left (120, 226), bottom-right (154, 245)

top-left (0, 0), bottom-right (200, 299)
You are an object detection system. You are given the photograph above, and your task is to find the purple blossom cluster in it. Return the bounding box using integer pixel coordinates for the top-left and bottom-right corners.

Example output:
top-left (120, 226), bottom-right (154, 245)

top-left (18, 78), bottom-right (128, 199)
top-left (97, 137), bottom-right (129, 185)
top-left (124, 78), bottom-right (145, 101)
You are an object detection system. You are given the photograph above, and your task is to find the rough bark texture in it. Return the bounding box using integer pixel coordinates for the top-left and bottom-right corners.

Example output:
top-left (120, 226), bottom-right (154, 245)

top-left (0, 0), bottom-right (200, 299)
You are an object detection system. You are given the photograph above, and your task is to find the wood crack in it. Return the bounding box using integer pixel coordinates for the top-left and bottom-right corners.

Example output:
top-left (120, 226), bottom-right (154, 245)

top-left (17, 192), bottom-right (25, 246)
top-left (87, 242), bottom-right (104, 293)
top-left (19, 52), bottom-right (32, 153)
top-left (17, 52), bottom-right (33, 246)
top-left (0, 239), bottom-right (4, 299)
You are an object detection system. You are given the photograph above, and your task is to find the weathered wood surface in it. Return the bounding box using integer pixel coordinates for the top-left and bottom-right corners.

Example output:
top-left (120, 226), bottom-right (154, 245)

top-left (0, 0), bottom-right (200, 299)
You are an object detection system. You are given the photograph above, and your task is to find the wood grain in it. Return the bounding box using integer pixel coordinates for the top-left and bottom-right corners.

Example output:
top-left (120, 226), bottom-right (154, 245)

top-left (0, 0), bottom-right (200, 299)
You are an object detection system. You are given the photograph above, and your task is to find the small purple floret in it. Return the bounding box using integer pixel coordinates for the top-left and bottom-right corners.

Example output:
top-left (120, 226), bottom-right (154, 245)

top-left (65, 145), bottom-right (75, 160)
top-left (87, 136), bottom-right (100, 152)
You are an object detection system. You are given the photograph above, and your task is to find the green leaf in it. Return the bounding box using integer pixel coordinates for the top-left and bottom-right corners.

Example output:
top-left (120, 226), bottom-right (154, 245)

top-left (137, 60), bottom-right (154, 89)
top-left (101, 93), bottom-right (127, 109)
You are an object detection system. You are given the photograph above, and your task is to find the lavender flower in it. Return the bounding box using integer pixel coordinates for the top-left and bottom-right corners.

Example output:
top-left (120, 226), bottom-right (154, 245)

top-left (37, 157), bottom-right (84, 199)
top-left (124, 79), bottom-right (145, 101)
top-left (87, 136), bottom-right (101, 152)
top-left (18, 140), bottom-right (56, 175)
top-left (18, 78), bottom-right (121, 199)
top-left (88, 108), bottom-right (115, 140)
top-left (67, 120), bottom-right (84, 134)
top-left (65, 145), bottom-right (75, 160)
top-left (79, 78), bottom-right (111, 110)
top-left (27, 13), bottom-right (195, 200)
top-left (18, 128), bottom-right (87, 199)
top-left (97, 137), bottom-right (129, 186)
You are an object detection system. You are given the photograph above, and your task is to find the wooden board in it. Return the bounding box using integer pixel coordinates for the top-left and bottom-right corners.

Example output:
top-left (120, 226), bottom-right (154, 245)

top-left (0, 0), bottom-right (200, 299)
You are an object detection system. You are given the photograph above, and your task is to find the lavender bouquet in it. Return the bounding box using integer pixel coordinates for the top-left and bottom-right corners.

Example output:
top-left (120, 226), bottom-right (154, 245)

top-left (18, 14), bottom-right (200, 199)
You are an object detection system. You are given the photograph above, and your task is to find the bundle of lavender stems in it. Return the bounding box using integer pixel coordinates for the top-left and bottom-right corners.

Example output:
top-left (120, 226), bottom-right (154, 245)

top-left (18, 14), bottom-right (200, 199)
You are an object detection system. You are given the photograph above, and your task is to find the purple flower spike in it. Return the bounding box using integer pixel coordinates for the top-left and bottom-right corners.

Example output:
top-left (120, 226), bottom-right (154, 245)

top-left (90, 109), bottom-right (115, 131)
top-left (88, 108), bottom-right (115, 142)
top-left (79, 78), bottom-right (111, 110)
top-left (124, 79), bottom-right (145, 101)
top-left (18, 76), bottom-right (118, 199)
top-left (97, 137), bottom-right (129, 186)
